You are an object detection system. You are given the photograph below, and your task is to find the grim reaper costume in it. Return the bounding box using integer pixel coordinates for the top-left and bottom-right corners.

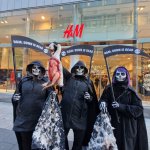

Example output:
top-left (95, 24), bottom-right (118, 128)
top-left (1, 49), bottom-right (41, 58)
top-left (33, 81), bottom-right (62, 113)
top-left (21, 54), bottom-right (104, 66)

top-left (31, 42), bottom-right (65, 150)
top-left (61, 61), bottom-right (99, 150)
top-left (12, 61), bottom-right (53, 150)
top-left (99, 66), bottom-right (148, 150)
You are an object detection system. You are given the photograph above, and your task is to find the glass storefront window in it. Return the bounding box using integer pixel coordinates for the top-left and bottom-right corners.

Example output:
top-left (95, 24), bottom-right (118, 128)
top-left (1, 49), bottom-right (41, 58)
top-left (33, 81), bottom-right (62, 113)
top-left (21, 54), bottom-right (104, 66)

top-left (0, 0), bottom-right (148, 102)
top-left (77, 1), bottom-right (134, 41)
top-left (0, 47), bottom-right (23, 91)
top-left (29, 5), bottom-right (74, 43)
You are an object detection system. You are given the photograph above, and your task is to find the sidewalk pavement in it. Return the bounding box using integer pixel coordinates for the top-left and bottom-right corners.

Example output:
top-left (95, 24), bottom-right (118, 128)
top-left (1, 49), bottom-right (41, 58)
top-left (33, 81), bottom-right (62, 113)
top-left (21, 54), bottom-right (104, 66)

top-left (0, 92), bottom-right (150, 150)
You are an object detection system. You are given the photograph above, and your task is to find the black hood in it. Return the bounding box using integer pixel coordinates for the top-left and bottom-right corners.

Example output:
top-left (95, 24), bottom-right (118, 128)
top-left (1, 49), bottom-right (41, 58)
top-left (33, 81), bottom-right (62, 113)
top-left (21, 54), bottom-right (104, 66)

top-left (26, 61), bottom-right (46, 75)
top-left (71, 61), bottom-right (88, 74)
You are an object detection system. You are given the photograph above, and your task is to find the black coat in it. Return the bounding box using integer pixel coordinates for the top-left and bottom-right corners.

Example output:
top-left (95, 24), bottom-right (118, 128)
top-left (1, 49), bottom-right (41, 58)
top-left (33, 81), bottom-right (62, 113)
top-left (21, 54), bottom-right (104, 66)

top-left (13, 76), bottom-right (52, 132)
top-left (99, 84), bottom-right (148, 150)
top-left (61, 72), bottom-right (99, 145)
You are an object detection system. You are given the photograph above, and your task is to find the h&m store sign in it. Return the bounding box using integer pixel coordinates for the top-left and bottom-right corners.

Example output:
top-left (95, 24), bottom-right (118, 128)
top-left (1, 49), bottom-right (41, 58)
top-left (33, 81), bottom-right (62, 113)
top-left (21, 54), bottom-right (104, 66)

top-left (63, 23), bottom-right (84, 38)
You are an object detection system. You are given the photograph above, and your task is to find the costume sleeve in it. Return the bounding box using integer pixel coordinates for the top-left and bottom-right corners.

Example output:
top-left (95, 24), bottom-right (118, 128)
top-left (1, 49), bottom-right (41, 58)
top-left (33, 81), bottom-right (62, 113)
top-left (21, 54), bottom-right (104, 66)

top-left (89, 79), bottom-right (98, 102)
top-left (99, 86), bottom-right (111, 105)
top-left (46, 86), bottom-right (54, 97)
top-left (63, 67), bottom-right (71, 84)
top-left (117, 92), bottom-right (143, 118)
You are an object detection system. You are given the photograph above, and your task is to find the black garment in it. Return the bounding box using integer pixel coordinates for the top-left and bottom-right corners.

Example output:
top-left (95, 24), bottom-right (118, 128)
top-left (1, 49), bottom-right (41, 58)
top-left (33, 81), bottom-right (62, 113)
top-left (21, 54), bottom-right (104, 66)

top-left (65, 128), bottom-right (86, 150)
top-left (99, 84), bottom-right (148, 150)
top-left (13, 77), bottom-right (52, 131)
top-left (15, 132), bottom-right (22, 150)
top-left (12, 61), bottom-right (53, 150)
top-left (61, 61), bottom-right (99, 148)
top-left (13, 77), bottom-right (52, 150)
top-left (20, 131), bottom-right (33, 150)
top-left (61, 76), bottom-right (90, 130)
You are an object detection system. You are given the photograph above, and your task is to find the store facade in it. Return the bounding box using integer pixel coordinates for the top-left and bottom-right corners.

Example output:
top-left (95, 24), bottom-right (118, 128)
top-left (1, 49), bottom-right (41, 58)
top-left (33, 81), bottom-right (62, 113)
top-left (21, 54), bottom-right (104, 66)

top-left (0, 0), bottom-right (150, 99)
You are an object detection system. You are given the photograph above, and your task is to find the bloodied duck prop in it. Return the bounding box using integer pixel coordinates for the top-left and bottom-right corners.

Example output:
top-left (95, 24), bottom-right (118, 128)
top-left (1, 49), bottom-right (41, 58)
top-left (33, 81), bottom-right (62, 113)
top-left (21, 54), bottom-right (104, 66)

top-left (99, 66), bottom-right (148, 150)
top-left (61, 61), bottom-right (99, 150)
top-left (43, 42), bottom-right (63, 89)
top-left (12, 61), bottom-right (54, 150)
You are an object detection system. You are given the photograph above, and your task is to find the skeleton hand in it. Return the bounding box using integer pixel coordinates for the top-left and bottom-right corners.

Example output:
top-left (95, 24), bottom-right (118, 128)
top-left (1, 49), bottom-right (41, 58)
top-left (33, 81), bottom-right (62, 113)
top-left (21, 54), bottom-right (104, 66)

top-left (42, 82), bottom-right (54, 90)
top-left (12, 93), bottom-right (21, 101)
top-left (99, 101), bottom-right (107, 113)
top-left (84, 92), bottom-right (91, 101)
top-left (112, 101), bottom-right (119, 108)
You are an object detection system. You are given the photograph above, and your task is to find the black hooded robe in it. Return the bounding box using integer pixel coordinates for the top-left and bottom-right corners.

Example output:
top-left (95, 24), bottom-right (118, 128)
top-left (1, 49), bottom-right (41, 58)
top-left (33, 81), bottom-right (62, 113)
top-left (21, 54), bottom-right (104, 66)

top-left (61, 61), bottom-right (99, 147)
top-left (99, 84), bottom-right (148, 150)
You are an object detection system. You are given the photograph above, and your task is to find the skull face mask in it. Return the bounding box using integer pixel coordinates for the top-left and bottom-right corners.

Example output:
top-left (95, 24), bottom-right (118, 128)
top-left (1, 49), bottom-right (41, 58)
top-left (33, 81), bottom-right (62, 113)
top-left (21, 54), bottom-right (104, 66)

top-left (115, 70), bottom-right (127, 82)
top-left (75, 66), bottom-right (85, 76)
top-left (32, 65), bottom-right (41, 76)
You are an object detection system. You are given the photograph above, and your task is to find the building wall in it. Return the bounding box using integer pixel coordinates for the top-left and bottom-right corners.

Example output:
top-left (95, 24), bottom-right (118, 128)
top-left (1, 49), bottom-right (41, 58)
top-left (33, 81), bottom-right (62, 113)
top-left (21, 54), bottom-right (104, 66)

top-left (0, 0), bottom-right (84, 12)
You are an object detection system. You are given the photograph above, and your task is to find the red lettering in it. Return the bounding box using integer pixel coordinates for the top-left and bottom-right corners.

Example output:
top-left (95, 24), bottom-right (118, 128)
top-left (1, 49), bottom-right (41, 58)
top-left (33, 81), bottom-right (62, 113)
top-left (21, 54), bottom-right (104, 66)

top-left (63, 24), bottom-right (84, 38)
top-left (63, 25), bottom-right (73, 38)
top-left (73, 24), bottom-right (84, 38)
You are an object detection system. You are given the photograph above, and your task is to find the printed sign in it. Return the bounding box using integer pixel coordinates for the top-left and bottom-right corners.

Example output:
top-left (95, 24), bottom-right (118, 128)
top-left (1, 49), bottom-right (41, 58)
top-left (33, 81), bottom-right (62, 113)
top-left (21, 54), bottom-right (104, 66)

top-left (63, 24), bottom-right (84, 38)
top-left (103, 45), bottom-right (150, 58)
top-left (11, 35), bottom-right (50, 56)
top-left (61, 45), bottom-right (94, 58)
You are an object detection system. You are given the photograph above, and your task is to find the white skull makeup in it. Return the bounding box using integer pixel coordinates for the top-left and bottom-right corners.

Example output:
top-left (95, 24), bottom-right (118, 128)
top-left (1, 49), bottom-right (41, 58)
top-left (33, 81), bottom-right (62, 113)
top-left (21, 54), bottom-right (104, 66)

top-left (76, 66), bottom-right (85, 76)
top-left (32, 65), bottom-right (41, 76)
top-left (115, 70), bottom-right (126, 82)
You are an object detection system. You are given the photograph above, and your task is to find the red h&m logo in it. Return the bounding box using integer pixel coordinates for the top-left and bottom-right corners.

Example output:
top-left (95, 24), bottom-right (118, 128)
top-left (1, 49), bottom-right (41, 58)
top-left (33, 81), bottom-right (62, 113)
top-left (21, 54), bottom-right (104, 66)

top-left (63, 23), bottom-right (84, 38)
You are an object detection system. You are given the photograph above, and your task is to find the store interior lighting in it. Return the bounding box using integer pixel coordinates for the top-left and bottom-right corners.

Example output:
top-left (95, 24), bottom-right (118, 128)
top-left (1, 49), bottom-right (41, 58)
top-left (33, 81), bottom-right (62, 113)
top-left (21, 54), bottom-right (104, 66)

top-left (137, 6), bottom-right (145, 11)
top-left (41, 16), bottom-right (45, 20)
top-left (0, 17), bottom-right (8, 24)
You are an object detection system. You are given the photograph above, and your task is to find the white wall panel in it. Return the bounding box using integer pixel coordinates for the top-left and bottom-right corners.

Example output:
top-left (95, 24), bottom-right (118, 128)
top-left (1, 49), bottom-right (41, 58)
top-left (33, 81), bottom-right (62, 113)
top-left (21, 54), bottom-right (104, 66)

top-left (14, 0), bottom-right (22, 9)
top-left (7, 0), bottom-right (15, 10)
top-left (45, 0), bottom-right (53, 5)
top-left (0, 0), bottom-right (8, 11)
top-left (36, 0), bottom-right (45, 6)
top-left (53, 0), bottom-right (62, 5)
top-left (0, 0), bottom-right (85, 11)
top-left (29, 0), bottom-right (36, 7)
top-left (21, 0), bottom-right (28, 9)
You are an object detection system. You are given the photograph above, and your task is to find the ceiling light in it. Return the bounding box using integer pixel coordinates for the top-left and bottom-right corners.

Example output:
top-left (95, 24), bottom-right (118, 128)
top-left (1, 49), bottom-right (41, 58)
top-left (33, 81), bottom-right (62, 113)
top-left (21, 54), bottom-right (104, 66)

top-left (137, 6), bottom-right (145, 11)
top-left (1, 21), bottom-right (4, 23)
top-left (4, 20), bottom-right (8, 23)
top-left (41, 16), bottom-right (45, 20)
top-left (140, 7), bottom-right (144, 11)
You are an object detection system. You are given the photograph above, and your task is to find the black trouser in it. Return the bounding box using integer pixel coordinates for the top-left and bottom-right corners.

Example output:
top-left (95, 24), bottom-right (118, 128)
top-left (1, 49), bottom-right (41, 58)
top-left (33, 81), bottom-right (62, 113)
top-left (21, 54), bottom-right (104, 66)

top-left (64, 128), bottom-right (86, 150)
top-left (15, 131), bottom-right (33, 150)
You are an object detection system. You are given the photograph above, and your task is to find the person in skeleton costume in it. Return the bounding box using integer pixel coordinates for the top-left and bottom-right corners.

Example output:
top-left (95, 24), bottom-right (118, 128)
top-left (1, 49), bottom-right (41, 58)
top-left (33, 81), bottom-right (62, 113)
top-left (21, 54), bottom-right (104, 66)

top-left (61, 61), bottom-right (99, 150)
top-left (12, 61), bottom-right (53, 150)
top-left (99, 66), bottom-right (148, 150)
top-left (43, 42), bottom-right (63, 89)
